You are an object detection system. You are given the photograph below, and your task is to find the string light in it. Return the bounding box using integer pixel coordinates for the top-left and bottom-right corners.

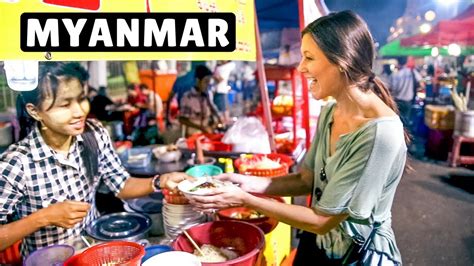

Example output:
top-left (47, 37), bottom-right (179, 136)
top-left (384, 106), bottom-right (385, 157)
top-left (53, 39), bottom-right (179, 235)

top-left (419, 23), bottom-right (432, 34)
top-left (425, 10), bottom-right (436, 21)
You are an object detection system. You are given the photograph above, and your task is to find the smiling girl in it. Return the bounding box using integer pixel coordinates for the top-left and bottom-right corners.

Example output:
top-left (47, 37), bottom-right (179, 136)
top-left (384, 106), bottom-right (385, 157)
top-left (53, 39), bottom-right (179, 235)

top-left (0, 62), bottom-right (188, 257)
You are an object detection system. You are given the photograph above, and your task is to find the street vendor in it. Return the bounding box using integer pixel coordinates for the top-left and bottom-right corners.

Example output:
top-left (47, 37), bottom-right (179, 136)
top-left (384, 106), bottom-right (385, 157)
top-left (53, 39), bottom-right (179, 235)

top-left (0, 62), bottom-right (189, 257)
top-left (178, 65), bottom-right (222, 136)
top-left (162, 11), bottom-right (406, 265)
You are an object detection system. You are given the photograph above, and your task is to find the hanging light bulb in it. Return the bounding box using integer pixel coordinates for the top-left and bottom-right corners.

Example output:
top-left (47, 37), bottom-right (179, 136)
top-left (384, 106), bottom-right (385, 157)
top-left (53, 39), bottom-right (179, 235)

top-left (425, 10), bottom-right (436, 21)
top-left (431, 47), bottom-right (439, 57)
top-left (419, 23), bottom-right (432, 34)
top-left (448, 43), bottom-right (461, 56)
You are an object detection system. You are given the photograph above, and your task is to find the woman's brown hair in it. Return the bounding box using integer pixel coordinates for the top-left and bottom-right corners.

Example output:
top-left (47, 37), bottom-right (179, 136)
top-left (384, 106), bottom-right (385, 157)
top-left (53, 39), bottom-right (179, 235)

top-left (302, 10), bottom-right (410, 144)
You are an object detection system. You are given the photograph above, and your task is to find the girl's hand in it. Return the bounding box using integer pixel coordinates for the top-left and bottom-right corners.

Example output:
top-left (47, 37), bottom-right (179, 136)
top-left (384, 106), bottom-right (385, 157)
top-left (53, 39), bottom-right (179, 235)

top-left (159, 172), bottom-right (195, 191)
top-left (41, 201), bottom-right (90, 229)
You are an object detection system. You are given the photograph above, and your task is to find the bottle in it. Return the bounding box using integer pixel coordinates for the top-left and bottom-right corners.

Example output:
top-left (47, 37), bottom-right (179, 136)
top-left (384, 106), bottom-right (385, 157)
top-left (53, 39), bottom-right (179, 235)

top-left (225, 158), bottom-right (234, 173)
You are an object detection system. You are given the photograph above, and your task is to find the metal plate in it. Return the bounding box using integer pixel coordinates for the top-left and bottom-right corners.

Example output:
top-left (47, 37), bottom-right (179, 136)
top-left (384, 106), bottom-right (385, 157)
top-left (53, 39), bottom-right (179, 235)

top-left (87, 212), bottom-right (151, 241)
top-left (126, 192), bottom-right (163, 214)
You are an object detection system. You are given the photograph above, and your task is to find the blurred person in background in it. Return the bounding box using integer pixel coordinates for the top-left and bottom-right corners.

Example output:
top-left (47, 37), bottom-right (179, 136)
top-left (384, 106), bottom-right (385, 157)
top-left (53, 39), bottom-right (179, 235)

top-left (389, 56), bottom-right (422, 127)
top-left (380, 64), bottom-right (392, 86)
top-left (167, 61), bottom-right (206, 127)
top-left (242, 62), bottom-right (257, 114)
top-left (88, 86), bottom-right (134, 122)
top-left (139, 83), bottom-right (163, 121)
top-left (179, 65), bottom-right (222, 136)
top-left (213, 60), bottom-right (235, 123)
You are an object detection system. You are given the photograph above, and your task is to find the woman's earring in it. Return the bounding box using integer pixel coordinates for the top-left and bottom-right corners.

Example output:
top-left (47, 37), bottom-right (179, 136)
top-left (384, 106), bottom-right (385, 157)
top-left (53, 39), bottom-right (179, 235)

top-left (39, 121), bottom-right (48, 130)
top-left (339, 66), bottom-right (344, 73)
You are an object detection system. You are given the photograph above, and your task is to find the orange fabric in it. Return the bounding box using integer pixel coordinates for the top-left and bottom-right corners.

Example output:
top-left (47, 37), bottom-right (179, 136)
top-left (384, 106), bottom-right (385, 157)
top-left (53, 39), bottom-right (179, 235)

top-left (280, 248), bottom-right (297, 266)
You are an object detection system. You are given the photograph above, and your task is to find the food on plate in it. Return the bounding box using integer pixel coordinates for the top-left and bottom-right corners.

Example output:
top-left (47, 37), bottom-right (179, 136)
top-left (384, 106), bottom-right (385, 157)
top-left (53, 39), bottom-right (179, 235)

top-left (152, 145), bottom-right (182, 162)
top-left (178, 176), bottom-right (236, 196)
top-left (194, 244), bottom-right (239, 263)
top-left (189, 182), bottom-right (218, 192)
top-left (230, 210), bottom-right (265, 219)
top-left (167, 144), bottom-right (178, 151)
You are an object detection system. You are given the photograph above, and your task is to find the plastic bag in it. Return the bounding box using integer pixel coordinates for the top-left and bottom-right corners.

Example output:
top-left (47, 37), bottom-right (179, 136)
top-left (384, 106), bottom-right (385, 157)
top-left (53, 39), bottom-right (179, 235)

top-left (222, 117), bottom-right (271, 154)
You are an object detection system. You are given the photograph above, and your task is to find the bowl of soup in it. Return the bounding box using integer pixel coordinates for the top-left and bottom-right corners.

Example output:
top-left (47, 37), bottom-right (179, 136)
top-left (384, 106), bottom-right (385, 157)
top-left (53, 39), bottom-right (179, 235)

top-left (216, 194), bottom-right (284, 234)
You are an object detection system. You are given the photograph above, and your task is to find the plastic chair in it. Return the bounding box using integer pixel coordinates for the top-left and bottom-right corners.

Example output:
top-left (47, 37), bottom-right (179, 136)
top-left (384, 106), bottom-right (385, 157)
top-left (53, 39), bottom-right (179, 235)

top-left (448, 135), bottom-right (474, 167)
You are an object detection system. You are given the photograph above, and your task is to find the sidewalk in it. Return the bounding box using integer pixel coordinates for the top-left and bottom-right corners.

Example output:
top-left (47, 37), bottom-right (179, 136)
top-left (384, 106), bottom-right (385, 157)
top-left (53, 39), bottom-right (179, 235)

top-left (392, 156), bottom-right (474, 265)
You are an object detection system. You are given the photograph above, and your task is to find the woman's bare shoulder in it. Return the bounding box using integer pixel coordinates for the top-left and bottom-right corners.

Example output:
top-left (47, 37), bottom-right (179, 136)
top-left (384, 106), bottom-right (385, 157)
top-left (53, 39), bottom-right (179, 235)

top-left (373, 99), bottom-right (397, 118)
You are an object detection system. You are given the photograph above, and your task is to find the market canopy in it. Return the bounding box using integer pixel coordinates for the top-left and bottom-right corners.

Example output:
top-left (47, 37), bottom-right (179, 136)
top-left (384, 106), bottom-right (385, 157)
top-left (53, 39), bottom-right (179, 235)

top-left (380, 39), bottom-right (474, 57)
top-left (400, 4), bottom-right (474, 47)
top-left (0, 0), bottom-right (256, 61)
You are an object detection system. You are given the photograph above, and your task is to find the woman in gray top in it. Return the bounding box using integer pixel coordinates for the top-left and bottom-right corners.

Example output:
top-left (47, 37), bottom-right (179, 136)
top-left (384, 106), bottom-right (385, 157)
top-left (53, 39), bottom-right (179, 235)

top-left (164, 10), bottom-right (406, 265)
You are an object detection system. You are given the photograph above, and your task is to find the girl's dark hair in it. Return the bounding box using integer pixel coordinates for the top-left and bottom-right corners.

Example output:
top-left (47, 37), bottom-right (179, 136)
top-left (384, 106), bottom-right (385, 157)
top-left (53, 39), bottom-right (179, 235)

top-left (16, 62), bottom-right (98, 178)
top-left (302, 10), bottom-right (410, 144)
top-left (17, 62), bottom-right (89, 138)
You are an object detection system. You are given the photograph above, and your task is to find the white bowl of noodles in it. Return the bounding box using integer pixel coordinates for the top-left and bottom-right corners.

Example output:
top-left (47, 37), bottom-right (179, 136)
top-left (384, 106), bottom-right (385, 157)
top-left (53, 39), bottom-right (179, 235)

top-left (178, 177), bottom-right (235, 199)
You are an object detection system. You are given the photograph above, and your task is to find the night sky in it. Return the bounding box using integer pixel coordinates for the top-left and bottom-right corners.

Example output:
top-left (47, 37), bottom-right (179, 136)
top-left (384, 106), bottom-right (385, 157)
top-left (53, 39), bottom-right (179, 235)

top-left (325, 0), bottom-right (408, 46)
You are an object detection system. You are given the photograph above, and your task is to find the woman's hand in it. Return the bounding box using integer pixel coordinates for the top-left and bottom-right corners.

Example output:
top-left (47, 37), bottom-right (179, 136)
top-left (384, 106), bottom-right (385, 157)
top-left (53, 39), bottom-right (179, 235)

top-left (188, 185), bottom-right (250, 211)
top-left (159, 172), bottom-right (195, 191)
top-left (212, 173), bottom-right (271, 193)
top-left (40, 201), bottom-right (90, 229)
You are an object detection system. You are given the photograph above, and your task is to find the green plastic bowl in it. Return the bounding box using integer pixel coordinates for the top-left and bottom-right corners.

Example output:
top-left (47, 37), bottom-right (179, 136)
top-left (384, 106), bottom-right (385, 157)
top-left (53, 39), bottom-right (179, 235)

top-left (185, 165), bottom-right (223, 178)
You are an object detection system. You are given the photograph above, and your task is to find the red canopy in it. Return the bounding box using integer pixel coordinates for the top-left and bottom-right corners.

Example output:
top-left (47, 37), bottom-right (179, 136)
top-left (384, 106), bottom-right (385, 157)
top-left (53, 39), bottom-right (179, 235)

top-left (401, 4), bottom-right (474, 47)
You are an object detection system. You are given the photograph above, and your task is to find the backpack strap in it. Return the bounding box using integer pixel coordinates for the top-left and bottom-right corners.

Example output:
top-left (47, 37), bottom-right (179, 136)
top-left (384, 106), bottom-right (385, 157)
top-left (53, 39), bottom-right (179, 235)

top-left (81, 124), bottom-right (99, 179)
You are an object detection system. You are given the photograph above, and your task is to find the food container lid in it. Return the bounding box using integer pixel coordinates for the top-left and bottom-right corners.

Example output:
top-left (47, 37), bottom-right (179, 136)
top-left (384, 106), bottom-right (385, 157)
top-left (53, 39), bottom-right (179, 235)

top-left (87, 212), bottom-right (151, 241)
top-left (126, 192), bottom-right (163, 214)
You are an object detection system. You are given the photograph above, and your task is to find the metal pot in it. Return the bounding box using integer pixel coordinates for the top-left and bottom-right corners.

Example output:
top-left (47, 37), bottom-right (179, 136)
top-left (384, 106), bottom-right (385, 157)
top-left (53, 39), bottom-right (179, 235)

top-left (454, 110), bottom-right (474, 138)
top-left (124, 192), bottom-right (164, 236)
top-left (86, 212), bottom-right (151, 242)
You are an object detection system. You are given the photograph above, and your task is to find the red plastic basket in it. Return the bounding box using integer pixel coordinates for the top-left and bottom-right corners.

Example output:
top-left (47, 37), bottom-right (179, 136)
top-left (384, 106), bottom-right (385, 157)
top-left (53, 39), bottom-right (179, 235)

top-left (162, 188), bottom-right (189, 205)
top-left (186, 133), bottom-right (233, 152)
top-left (63, 241), bottom-right (144, 266)
top-left (234, 153), bottom-right (294, 178)
top-left (0, 240), bottom-right (21, 265)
